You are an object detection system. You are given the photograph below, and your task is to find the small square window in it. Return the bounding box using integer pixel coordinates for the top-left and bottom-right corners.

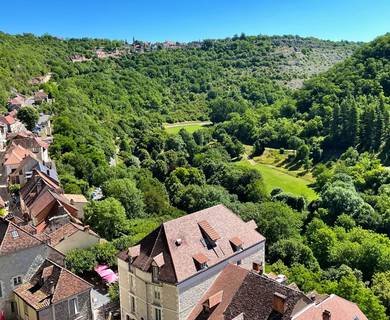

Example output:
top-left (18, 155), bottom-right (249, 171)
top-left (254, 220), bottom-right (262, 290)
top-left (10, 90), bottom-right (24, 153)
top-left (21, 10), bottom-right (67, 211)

top-left (13, 276), bottom-right (22, 287)
top-left (11, 230), bottom-right (19, 239)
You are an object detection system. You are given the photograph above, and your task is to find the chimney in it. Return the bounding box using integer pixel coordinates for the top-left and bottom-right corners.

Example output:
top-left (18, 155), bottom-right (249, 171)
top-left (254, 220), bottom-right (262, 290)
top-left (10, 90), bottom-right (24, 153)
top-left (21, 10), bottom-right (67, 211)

top-left (323, 310), bottom-right (331, 320)
top-left (272, 292), bottom-right (287, 314)
top-left (175, 238), bottom-right (182, 246)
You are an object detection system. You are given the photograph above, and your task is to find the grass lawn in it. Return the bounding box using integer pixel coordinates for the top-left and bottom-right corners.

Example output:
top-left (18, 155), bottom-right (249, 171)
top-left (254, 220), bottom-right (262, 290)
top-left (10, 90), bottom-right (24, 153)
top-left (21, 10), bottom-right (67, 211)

top-left (163, 121), bottom-right (212, 135)
top-left (237, 158), bottom-right (317, 201)
top-left (164, 124), bottom-right (205, 135)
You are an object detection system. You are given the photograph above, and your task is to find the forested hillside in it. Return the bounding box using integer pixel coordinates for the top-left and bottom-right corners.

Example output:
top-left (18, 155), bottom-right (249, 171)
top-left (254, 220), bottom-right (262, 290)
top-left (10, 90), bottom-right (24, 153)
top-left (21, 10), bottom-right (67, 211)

top-left (3, 30), bottom-right (390, 319)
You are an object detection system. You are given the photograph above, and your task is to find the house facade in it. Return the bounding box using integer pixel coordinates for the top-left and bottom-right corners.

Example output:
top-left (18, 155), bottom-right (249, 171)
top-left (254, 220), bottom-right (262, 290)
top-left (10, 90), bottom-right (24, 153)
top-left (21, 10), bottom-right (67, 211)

top-left (13, 259), bottom-right (93, 320)
top-left (117, 204), bottom-right (266, 320)
top-left (0, 218), bottom-right (65, 320)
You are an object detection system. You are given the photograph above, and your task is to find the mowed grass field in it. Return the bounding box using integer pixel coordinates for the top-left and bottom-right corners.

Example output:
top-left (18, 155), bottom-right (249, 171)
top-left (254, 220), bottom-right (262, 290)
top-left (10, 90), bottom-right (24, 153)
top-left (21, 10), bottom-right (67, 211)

top-left (163, 121), bottom-right (212, 135)
top-left (237, 158), bottom-right (317, 201)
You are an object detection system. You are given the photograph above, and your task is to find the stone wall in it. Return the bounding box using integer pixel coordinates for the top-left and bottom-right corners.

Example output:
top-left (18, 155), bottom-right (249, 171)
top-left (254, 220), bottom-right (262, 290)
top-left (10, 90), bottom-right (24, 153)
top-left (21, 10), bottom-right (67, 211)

top-left (53, 290), bottom-right (92, 320)
top-left (0, 244), bottom-right (48, 319)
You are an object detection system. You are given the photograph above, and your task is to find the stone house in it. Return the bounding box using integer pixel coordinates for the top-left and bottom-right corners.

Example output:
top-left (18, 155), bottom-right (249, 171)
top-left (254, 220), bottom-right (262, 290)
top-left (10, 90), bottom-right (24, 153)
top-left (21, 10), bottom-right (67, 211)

top-left (0, 217), bottom-right (65, 319)
top-left (117, 204), bottom-right (266, 320)
top-left (8, 155), bottom-right (58, 187)
top-left (0, 115), bottom-right (26, 134)
top-left (13, 259), bottom-right (93, 320)
top-left (3, 143), bottom-right (34, 177)
top-left (8, 132), bottom-right (50, 164)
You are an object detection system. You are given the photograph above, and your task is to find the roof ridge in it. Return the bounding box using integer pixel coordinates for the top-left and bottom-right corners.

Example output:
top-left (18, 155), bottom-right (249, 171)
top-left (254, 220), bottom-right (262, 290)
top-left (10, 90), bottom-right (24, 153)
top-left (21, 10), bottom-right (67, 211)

top-left (46, 258), bottom-right (93, 287)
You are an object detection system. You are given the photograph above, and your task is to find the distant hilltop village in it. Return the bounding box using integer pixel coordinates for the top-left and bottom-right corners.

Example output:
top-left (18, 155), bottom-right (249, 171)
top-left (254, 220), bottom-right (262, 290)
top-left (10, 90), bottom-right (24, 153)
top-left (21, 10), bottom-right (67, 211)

top-left (70, 39), bottom-right (203, 62)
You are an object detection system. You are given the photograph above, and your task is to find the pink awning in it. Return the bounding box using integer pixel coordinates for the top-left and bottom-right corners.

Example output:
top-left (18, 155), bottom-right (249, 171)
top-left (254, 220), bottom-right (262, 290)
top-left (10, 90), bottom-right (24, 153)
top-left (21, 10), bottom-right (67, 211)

top-left (94, 265), bottom-right (109, 274)
top-left (103, 272), bottom-right (118, 283)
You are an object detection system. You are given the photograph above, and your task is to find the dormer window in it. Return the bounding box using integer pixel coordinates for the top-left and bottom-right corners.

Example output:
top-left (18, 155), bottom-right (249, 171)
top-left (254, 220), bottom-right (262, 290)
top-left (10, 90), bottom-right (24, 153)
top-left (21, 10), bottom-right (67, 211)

top-left (11, 230), bottom-right (19, 239)
top-left (198, 220), bottom-right (220, 249)
top-left (193, 253), bottom-right (208, 271)
top-left (151, 253), bottom-right (165, 283)
top-left (230, 237), bottom-right (243, 252)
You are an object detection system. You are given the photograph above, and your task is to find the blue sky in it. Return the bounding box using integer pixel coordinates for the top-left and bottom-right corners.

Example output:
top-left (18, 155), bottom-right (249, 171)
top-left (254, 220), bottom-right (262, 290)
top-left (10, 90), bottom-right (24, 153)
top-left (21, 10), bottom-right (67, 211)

top-left (1, 0), bottom-right (389, 42)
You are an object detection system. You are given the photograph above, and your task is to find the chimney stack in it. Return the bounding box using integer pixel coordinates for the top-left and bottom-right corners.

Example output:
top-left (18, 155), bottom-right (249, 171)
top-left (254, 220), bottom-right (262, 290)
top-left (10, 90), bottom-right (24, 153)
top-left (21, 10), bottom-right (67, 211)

top-left (323, 310), bottom-right (331, 320)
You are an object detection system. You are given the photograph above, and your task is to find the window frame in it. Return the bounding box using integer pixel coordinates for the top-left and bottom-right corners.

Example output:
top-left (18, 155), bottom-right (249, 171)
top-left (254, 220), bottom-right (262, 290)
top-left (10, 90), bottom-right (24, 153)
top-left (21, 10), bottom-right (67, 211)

top-left (12, 275), bottom-right (22, 287)
top-left (130, 294), bottom-right (136, 314)
top-left (154, 286), bottom-right (161, 302)
top-left (154, 307), bottom-right (162, 320)
top-left (152, 265), bottom-right (160, 283)
top-left (68, 296), bottom-right (79, 317)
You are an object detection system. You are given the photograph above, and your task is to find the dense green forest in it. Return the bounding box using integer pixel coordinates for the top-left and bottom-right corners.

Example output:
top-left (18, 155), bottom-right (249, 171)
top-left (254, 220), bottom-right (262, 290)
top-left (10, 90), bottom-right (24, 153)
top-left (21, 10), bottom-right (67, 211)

top-left (2, 30), bottom-right (390, 319)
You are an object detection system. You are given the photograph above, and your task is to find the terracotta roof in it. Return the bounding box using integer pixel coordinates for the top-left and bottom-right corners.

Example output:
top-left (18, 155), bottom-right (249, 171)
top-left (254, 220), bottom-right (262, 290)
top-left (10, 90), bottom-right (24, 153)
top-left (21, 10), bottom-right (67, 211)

top-left (118, 204), bottom-right (265, 284)
top-left (189, 264), bottom-right (312, 320)
top-left (0, 217), bottom-right (43, 255)
top-left (45, 222), bottom-right (98, 247)
top-left (292, 294), bottom-right (368, 320)
top-left (198, 220), bottom-right (221, 241)
top-left (63, 194), bottom-right (88, 203)
top-left (14, 259), bottom-right (92, 311)
top-left (188, 264), bottom-right (248, 320)
top-left (4, 144), bottom-right (32, 166)
top-left (193, 253), bottom-right (209, 265)
top-left (9, 132), bottom-right (49, 149)
top-left (229, 237), bottom-right (243, 248)
top-left (0, 114), bottom-right (16, 125)
top-left (9, 96), bottom-right (25, 106)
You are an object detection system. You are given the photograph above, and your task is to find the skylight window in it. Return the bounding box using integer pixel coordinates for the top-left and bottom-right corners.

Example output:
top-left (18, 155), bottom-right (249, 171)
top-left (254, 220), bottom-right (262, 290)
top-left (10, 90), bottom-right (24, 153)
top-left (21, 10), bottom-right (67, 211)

top-left (11, 230), bottom-right (19, 239)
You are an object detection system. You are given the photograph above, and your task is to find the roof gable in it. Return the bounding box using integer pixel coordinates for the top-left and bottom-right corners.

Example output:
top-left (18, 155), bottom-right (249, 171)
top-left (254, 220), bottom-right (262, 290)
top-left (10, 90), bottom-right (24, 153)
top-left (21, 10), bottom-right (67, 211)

top-left (0, 218), bottom-right (43, 255)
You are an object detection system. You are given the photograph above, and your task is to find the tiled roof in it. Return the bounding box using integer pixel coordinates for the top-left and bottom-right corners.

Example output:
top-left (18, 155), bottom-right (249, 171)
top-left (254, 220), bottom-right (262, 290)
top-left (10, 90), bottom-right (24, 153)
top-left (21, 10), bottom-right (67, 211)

top-left (187, 264), bottom-right (248, 320)
top-left (292, 294), bottom-right (368, 320)
top-left (0, 217), bottom-right (43, 255)
top-left (14, 259), bottom-right (92, 311)
top-left (9, 96), bottom-right (25, 106)
top-left (63, 194), bottom-right (88, 203)
top-left (4, 143), bottom-right (33, 166)
top-left (45, 222), bottom-right (98, 247)
top-left (9, 132), bottom-right (49, 149)
top-left (118, 204), bottom-right (265, 283)
top-left (0, 114), bottom-right (16, 125)
top-left (188, 264), bottom-right (312, 320)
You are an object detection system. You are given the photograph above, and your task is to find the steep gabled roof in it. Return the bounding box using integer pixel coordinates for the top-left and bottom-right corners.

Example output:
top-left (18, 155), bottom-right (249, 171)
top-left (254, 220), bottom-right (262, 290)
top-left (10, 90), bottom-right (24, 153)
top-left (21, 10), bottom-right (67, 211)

top-left (0, 217), bottom-right (43, 255)
top-left (14, 259), bottom-right (92, 311)
top-left (119, 204), bottom-right (265, 284)
top-left (188, 264), bottom-right (312, 320)
top-left (4, 143), bottom-right (32, 166)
